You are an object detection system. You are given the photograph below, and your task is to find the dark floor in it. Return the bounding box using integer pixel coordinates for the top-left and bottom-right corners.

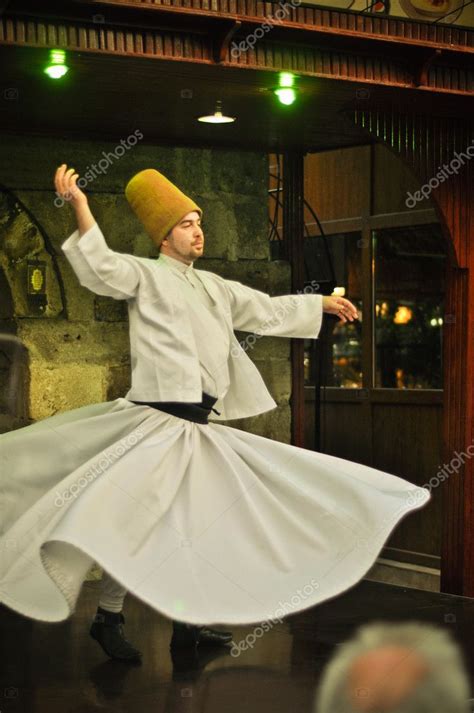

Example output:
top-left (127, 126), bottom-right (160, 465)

top-left (1, 579), bottom-right (473, 712)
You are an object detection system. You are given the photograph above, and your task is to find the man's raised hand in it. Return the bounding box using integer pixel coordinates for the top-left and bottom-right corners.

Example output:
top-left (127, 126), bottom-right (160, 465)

top-left (54, 164), bottom-right (88, 209)
top-left (322, 295), bottom-right (359, 323)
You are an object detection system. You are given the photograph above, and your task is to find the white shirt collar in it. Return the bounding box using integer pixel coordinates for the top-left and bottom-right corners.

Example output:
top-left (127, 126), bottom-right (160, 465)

top-left (159, 252), bottom-right (195, 275)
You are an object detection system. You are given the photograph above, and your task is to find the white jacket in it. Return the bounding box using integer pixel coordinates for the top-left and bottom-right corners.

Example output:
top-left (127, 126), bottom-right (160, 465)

top-left (61, 222), bottom-right (323, 421)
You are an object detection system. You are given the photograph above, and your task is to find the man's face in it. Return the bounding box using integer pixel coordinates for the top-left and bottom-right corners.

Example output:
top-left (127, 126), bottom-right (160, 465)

top-left (160, 211), bottom-right (204, 265)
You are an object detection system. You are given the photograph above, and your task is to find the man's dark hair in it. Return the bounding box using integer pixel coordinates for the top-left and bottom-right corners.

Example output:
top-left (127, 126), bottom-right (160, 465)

top-left (158, 229), bottom-right (172, 252)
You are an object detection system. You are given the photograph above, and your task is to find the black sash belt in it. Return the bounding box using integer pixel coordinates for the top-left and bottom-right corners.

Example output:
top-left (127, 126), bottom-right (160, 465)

top-left (129, 391), bottom-right (221, 424)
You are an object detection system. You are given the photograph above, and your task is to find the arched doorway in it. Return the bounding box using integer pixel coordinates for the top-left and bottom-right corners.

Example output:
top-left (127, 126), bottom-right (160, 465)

top-left (348, 112), bottom-right (474, 597)
top-left (269, 109), bottom-right (473, 596)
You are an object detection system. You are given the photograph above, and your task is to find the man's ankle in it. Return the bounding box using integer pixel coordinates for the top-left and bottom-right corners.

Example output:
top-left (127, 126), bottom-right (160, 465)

top-left (97, 605), bottom-right (122, 616)
top-left (93, 606), bottom-right (124, 624)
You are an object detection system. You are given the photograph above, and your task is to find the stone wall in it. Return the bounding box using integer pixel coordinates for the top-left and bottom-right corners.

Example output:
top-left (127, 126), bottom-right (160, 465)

top-left (0, 136), bottom-right (293, 441)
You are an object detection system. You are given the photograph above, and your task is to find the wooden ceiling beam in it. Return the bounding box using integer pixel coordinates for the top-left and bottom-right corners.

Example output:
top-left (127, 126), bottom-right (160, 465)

top-left (212, 19), bottom-right (242, 64)
top-left (1, 0), bottom-right (473, 97)
top-left (6, 0), bottom-right (474, 57)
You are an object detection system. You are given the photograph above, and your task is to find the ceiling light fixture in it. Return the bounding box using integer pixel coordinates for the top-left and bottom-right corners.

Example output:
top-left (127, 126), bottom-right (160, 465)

top-left (44, 49), bottom-right (69, 79)
top-left (274, 88), bottom-right (297, 105)
top-left (279, 72), bottom-right (295, 87)
top-left (273, 72), bottom-right (298, 105)
top-left (197, 100), bottom-right (235, 124)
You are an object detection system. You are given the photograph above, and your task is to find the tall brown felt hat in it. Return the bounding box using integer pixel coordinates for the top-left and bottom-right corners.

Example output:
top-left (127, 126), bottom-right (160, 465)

top-left (125, 169), bottom-right (202, 246)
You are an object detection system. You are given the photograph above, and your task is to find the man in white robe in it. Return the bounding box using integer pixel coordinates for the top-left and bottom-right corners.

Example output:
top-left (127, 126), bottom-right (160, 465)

top-left (53, 164), bottom-right (359, 663)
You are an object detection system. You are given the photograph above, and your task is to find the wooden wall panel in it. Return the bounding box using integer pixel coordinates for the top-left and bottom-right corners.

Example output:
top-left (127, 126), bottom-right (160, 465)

top-left (372, 143), bottom-right (433, 215)
top-left (305, 388), bottom-right (372, 465)
top-left (305, 391), bottom-right (443, 558)
top-left (372, 403), bottom-right (443, 555)
top-left (304, 147), bottom-right (371, 224)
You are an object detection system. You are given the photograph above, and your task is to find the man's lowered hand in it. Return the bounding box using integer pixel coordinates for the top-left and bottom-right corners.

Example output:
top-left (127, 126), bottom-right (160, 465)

top-left (322, 296), bottom-right (359, 323)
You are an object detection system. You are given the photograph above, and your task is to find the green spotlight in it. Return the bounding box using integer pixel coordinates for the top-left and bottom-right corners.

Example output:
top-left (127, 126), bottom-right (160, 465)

top-left (279, 72), bottom-right (295, 88)
top-left (274, 87), bottom-right (296, 105)
top-left (44, 49), bottom-right (69, 79)
top-left (45, 65), bottom-right (68, 79)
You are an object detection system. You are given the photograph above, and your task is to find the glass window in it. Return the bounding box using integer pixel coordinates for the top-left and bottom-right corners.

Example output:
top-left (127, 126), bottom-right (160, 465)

top-left (304, 232), bottom-right (362, 388)
top-left (373, 225), bottom-right (446, 389)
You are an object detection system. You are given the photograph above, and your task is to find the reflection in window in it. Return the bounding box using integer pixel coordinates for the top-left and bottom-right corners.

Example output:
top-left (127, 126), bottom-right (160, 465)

top-left (304, 232), bottom-right (362, 388)
top-left (374, 225), bottom-right (446, 389)
top-left (331, 304), bottom-right (363, 387)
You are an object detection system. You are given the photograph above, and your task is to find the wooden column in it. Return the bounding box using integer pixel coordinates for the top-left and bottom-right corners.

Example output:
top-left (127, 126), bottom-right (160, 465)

top-left (352, 110), bottom-right (474, 596)
top-left (437, 157), bottom-right (474, 596)
top-left (282, 152), bottom-right (306, 448)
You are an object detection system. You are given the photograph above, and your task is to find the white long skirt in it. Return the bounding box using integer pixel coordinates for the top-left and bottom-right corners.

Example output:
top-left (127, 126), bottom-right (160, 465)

top-left (0, 398), bottom-right (430, 625)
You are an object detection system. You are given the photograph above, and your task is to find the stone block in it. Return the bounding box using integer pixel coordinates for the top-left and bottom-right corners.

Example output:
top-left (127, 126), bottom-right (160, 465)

top-left (28, 363), bottom-right (108, 420)
top-left (245, 336), bottom-right (291, 361)
top-left (93, 295), bottom-right (128, 322)
top-left (0, 136), bottom-right (176, 193)
top-left (231, 193), bottom-right (269, 260)
top-left (194, 193), bottom-right (237, 259)
top-left (17, 320), bottom-right (130, 364)
top-left (210, 151), bottom-right (268, 197)
top-left (56, 255), bottom-right (97, 321)
top-left (221, 404), bottom-right (292, 443)
top-left (257, 358), bottom-right (292, 403)
top-left (105, 365), bottom-right (132, 401)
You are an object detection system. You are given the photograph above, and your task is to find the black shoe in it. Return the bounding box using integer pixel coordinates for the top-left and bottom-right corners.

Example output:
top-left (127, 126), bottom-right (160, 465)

top-left (198, 626), bottom-right (233, 647)
top-left (90, 607), bottom-right (142, 663)
top-left (170, 621), bottom-right (233, 649)
top-left (170, 622), bottom-right (200, 649)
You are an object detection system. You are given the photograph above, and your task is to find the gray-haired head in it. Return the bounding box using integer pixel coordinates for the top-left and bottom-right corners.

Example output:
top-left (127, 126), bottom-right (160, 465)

top-left (314, 620), bottom-right (471, 713)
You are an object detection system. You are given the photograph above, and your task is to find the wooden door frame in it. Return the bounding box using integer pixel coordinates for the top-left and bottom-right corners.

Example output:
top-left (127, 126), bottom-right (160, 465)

top-left (282, 133), bottom-right (474, 594)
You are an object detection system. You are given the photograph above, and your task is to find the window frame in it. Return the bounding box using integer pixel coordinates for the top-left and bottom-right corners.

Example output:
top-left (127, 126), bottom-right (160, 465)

top-left (304, 206), bottom-right (443, 392)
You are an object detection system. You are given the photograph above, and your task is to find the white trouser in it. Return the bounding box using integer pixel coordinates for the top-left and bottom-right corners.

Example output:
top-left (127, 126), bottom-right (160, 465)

top-left (98, 569), bottom-right (128, 613)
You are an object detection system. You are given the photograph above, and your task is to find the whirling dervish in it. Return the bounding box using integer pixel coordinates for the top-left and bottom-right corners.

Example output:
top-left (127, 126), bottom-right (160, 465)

top-left (0, 164), bottom-right (431, 663)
